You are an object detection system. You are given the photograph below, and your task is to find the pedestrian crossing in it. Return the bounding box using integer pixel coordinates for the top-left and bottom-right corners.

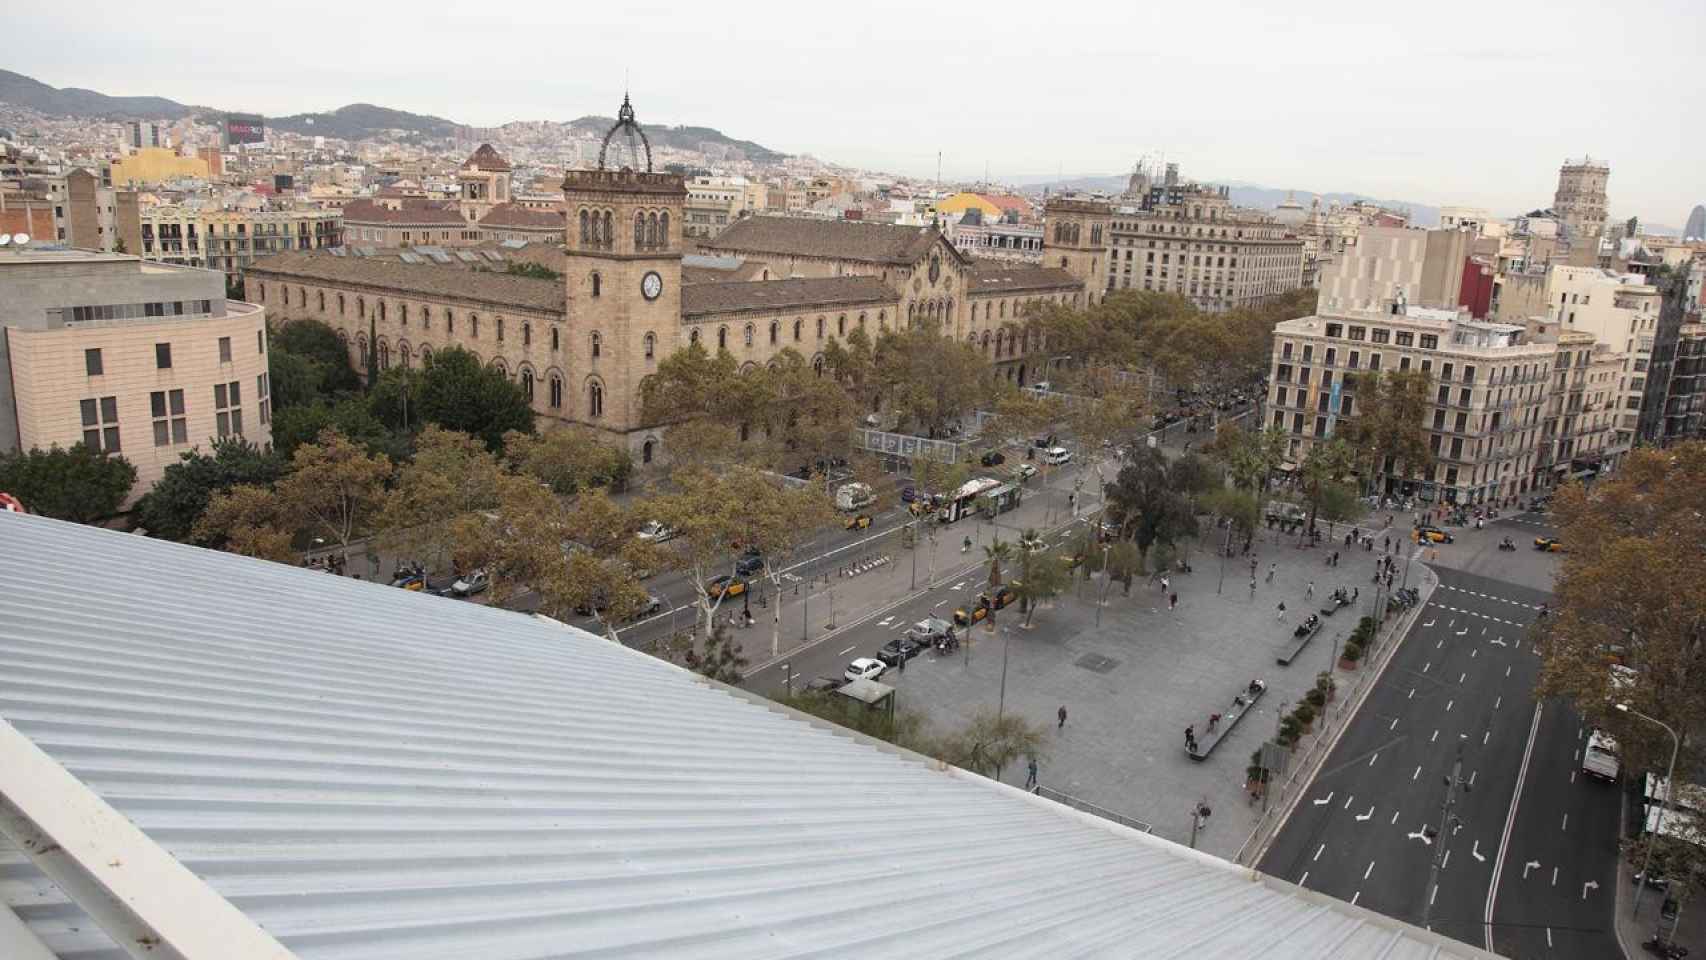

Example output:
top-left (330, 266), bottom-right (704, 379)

top-left (1434, 583), bottom-right (1544, 611)
top-left (1427, 602), bottom-right (1530, 627)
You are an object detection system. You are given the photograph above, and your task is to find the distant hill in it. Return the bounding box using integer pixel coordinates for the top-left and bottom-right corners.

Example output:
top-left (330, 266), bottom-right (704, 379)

top-left (0, 69), bottom-right (199, 120)
top-left (268, 103), bottom-right (460, 141)
top-left (1018, 172), bottom-right (1443, 227)
top-left (564, 115), bottom-right (786, 164)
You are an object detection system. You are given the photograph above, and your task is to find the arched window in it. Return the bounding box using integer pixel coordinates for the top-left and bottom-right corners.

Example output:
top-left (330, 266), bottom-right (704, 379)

top-left (858, 312), bottom-right (867, 328)
top-left (591, 332), bottom-right (602, 358)
top-left (689, 329), bottom-right (700, 345)
top-left (579, 209), bottom-right (589, 244)
top-left (356, 333), bottom-right (368, 368)
top-left (446, 310), bottom-right (455, 335)
top-left (338, 294), bottom-right (345, 315)
top-left (318, 291), bottom-right (325, 311)
top-left (878, 310), bottom-right (886, 330)
top-left (793, 318), bottom-right (802, 341)
top-left (470, 314), bottom-right (479, 338)
top-left (399, 343), bottom-right (412, 369)
top-left (602, 211), bottom-right (613, 249)
top-left (549, 374), bottom-right (563, 409)
top-left (999, 301), bottom-right (1007, 318)
top-left (496, 318), bottom-right (505, 342)
top-left (357, 296), bottom-right (365, 319)
top-left (817, 316), bottom-right (825, 339)
top-left (491, 357), bottom-right (509, 378)
top-left (717, 326), bottom-right (727, 351)
top-left (739, 423), bottom-right (750, 442)
top-left (588, 379), bottom-right (605, 418)
top-left (420, 344), bottom-right (433, 364)
top-left (257, 282), bottom-right (266, 301)
top-left (644, 332), bottom-right (656, 358)
top-left (908, 303), bottom-right (916, 323)
top-left (420, 306), bottom-right (430, 330)
top-left (642, 439), bottom-right (654, 464)
top-left (402, 304), bottom-right (411, 327)
top-left (635, 210), bottom-right (646, 248)
top-left (837, 315), bottom-right (846, 336)
top-left (647, 212), bottom-right (659, 248)
top-left (377, 338), bottom-right (390, 369)
top-left (591, 272), bottom-right (601, 298)
top-left (971, 303), bottom-right (979, 322)
top-left (769, 319), bottom-right (779, 345)
top-left (379, 301), bottom-right (386, 322)
top-left (297, 287), bottom-right (306, 307)
top-left (981, 330), bottom-right (991, 351)
top-left (658, 211), bottom-right (669, 247)
top-left (812, 353), bottom-right (825, 377)
top-left (744, 323), bottom-right (754, 347)
top-left (520, 368), bottom-right (535, 402)
top-left (523, 322), bottom-right (531, 346)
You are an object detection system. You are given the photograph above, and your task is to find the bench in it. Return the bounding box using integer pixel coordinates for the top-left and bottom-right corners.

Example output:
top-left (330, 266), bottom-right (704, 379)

top-left (1186, 680), bottom-right (1267, 760)
top-left (1276, 619), bottom-right (1322, 665)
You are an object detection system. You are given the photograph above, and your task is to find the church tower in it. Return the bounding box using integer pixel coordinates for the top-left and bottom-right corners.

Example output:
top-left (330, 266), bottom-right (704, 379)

top-left (1042, 197), bottom-right (1112, 307)
top-left (561, 96), bottom-right (685, 458)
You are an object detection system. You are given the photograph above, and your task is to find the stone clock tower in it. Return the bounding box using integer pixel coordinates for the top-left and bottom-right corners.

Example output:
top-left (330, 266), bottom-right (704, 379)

top-left (561, 96), bottom-right (686, 455)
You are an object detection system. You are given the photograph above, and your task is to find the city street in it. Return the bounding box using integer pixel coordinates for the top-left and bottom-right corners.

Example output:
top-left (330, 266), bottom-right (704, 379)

top-left (1259, 513), bottom-right (1622, 958)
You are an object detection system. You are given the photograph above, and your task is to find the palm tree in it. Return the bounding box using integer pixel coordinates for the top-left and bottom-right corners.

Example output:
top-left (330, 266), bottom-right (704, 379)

top-left (984, 536), bottom-right (1013, 589)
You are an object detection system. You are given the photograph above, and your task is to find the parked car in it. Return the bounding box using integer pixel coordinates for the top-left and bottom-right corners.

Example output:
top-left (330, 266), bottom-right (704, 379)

top-left (735, 548), bottom-right (766, 577)
top-left (1012, 463), bottom-right (1038, 481)
top-left (980, 449), bottom-right (1006, 467)
top-left (635, 520), bottom-right (676, 543)
top-left (1534, 536), bottom-right (1564, 552)
top-left (845, 513), bottom-right (873, 531)
top-left (1043, 447), bottom-right (1072, 466)
top-left (953, 587), bottom-right (1017, 626)
top-left (844, 657), bottom-right (887, 682)
top-left (877, 638), bottom-right (925, 666)
top-left (705, 575), bottom-right (748, 599)
top-left (900, 486), bottom-right (917, 502)
top-left (450, 569), bottom-right (489, 597)
top-left (1415, 526), bottom-right (1454, 544)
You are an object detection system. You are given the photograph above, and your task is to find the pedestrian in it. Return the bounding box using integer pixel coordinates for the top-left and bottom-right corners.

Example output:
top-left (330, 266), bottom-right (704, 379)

top-left (1249, 557), bottom-right (1258, 575)
top-left (1208, 712), bottom-right (1220, 732)
top-left (1057, 705), bottom-right (1068, 729)
top-left (1169, 592), bottom-right (1178, 611)
top-left (1266, 562), bottom-right (1276, 583)
top-left (1249, 577), bottom-right (1257, 597)
top-left (1332, 550), bottom-right (1340, 567)
top-left (898, 650), bottom-right (906, 672)
top-left (1160, 576), bottom-right (1170, 595)
top-left (1185, 724), bottom-right (1195, 746)
top-left (1353, 586), bottom-right (1359, 602)
top-left (1384, 535), bottom-right (1391, 553)
top-left (1306, 581), bottom-right (1314, 599)
top-left (1025, 756), bottom-right (1039, 790)
top-left (1276, 601), bottom-right (1287, 621)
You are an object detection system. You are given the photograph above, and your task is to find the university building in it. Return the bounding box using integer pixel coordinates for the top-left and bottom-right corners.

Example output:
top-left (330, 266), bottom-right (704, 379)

top-left (340, 143), bottom-right (564, 249)
top-left (248, 98), bottom-right (1102, 463)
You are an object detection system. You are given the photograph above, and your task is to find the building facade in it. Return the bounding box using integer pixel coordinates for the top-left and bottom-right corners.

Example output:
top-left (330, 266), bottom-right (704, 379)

top-left (1532, 265), bottom-right (1660, 453)
top-left (1316, 226), bottom-right (1472, 315)
top-left (1553, 158), bottom-right (1611, 243)
top-left (342, 144), bottom-right (565, 249)
top-left (139, 207), bottom-right (344, 284)
top-left (1268, 303), bottom-right (1556, 504)
top-left (0, 250), bottom-right (270, 503)
top-left (1104, 183), bottom-right (1304, 312)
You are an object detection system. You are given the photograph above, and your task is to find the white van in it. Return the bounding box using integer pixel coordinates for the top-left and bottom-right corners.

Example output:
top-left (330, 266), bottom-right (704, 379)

top-left (1582, 728), bottom-right (1620, 781)
top-left (835, 482), bottom-right (874, 512)
top-left (1043, 446), bottom-right (1072, 466)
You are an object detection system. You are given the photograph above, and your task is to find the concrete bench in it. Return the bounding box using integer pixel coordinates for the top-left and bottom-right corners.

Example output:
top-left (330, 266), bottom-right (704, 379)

top-left (1186, 680), bottom-right (1267, 760)
top-left (1276, 619), bottom-right (1322, 666)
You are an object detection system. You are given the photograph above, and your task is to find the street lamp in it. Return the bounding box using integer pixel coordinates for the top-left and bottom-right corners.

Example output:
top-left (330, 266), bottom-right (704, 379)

top-left (1618, 702), bottom-right (1681, 919)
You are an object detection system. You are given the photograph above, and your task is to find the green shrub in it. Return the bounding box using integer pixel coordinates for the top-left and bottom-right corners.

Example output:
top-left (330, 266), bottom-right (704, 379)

top-left (1305, 688), bottom-right (1326, 708)
top-left (1293, 703), bottom-right (1316, 725)
top-left (1342, 641), bottom-right (1363, 662)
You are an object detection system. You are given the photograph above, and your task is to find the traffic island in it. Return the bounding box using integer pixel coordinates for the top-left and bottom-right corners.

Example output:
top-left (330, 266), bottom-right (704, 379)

top-left (1186, 679), bottom-right (1268, 760)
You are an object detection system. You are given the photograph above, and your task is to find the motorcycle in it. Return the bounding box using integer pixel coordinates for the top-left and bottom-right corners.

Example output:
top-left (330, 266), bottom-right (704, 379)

top-left (1498, 538), bottom-right (1517, 552)
top-left (1642, 937), bottom-right (1688, 958)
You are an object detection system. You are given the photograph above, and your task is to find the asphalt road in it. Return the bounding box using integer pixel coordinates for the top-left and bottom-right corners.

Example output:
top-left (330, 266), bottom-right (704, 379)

top-left (1259, 528), bottom-right (1620, 959)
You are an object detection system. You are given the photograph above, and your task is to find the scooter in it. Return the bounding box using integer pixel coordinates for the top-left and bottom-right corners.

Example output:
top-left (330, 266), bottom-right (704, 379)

top-left (1498, 538), bottom-right (1517, 552)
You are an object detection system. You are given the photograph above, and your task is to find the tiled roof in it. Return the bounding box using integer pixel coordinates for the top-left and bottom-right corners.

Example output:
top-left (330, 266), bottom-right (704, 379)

top-left (968, 261), bottom-right (1083, 295)
top-left (702, 214), bottom-right (956, 266)
top-left (477, 202), bottom-right (565, 231)
top-left (681, 276), bottom-right (896, 318)
top-left (341, 197), bottom-right (467, 227)
top-left (248, 250), bottom-right (564, 313)
top-left (462, 142), bottom-right (512, 172)
top-left (0, 511), bottom-right (1498, 960)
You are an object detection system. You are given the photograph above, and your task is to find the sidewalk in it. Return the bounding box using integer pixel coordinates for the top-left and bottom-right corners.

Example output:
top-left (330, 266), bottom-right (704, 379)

top-left (1613, 792), bottom-right (1704, 958)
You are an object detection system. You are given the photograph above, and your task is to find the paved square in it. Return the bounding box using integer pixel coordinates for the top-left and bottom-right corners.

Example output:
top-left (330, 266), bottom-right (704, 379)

top-left (895, 529), bottom-right (1393, 860)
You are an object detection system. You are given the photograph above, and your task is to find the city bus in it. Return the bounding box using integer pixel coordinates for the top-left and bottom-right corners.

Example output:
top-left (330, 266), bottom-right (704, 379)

top-left (939, 476), bottom-right (1002, 524)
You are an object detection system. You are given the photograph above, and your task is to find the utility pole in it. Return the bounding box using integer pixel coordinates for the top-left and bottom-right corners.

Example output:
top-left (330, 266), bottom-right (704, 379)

top-left (1423, 739), bottom-right (1471, 931)
top-left (1217, 517), bottom-right (1232, 595)
top-left (996, 624), bottom-right (1012, 718)
top-left (1095, 544), bottom-right (1111, 627)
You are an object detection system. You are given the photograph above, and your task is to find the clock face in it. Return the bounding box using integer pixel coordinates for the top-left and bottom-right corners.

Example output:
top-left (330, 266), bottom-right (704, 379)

top-left (642, 271), bottom-right (662, 301)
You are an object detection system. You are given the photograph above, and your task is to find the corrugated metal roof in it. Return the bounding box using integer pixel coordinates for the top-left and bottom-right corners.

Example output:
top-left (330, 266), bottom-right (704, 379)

top-left (0, 513), bottom-right (1493, 959)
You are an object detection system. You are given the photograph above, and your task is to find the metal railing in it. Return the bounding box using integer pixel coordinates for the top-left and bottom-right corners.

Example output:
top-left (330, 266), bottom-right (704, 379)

top-left (1033, 785), bottom-right (1155, 834)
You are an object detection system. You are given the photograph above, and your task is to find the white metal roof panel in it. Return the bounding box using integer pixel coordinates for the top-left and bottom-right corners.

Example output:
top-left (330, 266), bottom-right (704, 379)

top-left (0, 513), bottom-right (1493, 959)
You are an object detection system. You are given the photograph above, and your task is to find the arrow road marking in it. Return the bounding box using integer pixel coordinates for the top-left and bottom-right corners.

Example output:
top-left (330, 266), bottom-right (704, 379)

top-left (1424, 619), bottom-right (1436, 627)
top-left (1523, 860), bottom-right (1540, 879)
top-left (1356, 805), bottom-right (1375, 821)
top-left (1582, 880), bottom-right (1599, 900)
top-left (1407, 826), bottom-right (1433, 846)
top-left (1472, 840), bottom-right (1486, 862)
top-left (1490, 635), bottom-right (1506, 646)
top-left (1456, 627), bottom-right (1470, 636)
top-left (1313, 791), bottom-right (1334, 806)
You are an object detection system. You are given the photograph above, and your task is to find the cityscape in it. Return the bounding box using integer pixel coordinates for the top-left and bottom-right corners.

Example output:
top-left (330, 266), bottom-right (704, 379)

top-left (1, 6), bottom-right (1704, 958)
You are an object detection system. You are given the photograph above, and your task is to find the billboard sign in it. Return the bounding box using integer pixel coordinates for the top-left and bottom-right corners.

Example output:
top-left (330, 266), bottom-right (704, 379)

top-left (851, 428), bottom-right (959, 465)
top-left (225, 114), bottom-right (266, 145)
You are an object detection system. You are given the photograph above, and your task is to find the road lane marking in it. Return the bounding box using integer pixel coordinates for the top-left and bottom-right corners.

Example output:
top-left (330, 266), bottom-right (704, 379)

top-left (1456, 626), bottom-right (1470, 636)
top-left (1469, 770), bottom-right (1477, 786)
top-left (1390, 717), bottom-right (1399, 731)
top-left (1391, 810), bottom-right (1401, 825)
top-left (1485, 702), bottom-right (1545, 954)
top-left (1446, 700), bottom-right (1454, 712)
top-left (1494, 696), bottom-right (1501, 710)
top-left (1299, 870), bottom-right (1309, 886)
top-left (1364, 860), bottom-right (1375, 880)
top-left (1344, 794), bottom-right (1355, 809)
top-left (838, 645), bottom-right (856, 656)
top-left (1431, 729), bottom-right (1439, 743)
top-left (1351, 891), bottom-right (1361, 906)
top-left (1424, 619), bottom-right (1436, 627)
top-left (1314, 844), bottom-right (1325, 862)
top-left (1430, 885), bottom-right (1438, 906)
top-left (1408, 688), bottom-right (1415, 699)
top-left (1471, 649), bottom-right (1478, 658)
top-left (1423, 661), bottom-right (1431, 673)
top-left (1561, 813), bottom-right (1568, 831)
top-left (1459, 672), bottom-right (1466, 684)
top-left (1547, 928), bottom-right (1553, 947)
top-left (1437, 639), bottom-right (1444, 649)
top-left (1570, 770), bottom-right (1576, 783)
top-left (1369, 752), bottom-right (1379, 767)
top-left (1552, 866), bottom-right (1558, 886)
top-left (1505, 665), bottom-right (1512, 678)
top-left (1442, 849), bottom-right (1451, 870)
top-left (1483, 730), bottom-right (1490, 745)
top-left (1471, 840), bottom-right (1485, 862)
top-left (1413, 765), bottom-right (1422, 781)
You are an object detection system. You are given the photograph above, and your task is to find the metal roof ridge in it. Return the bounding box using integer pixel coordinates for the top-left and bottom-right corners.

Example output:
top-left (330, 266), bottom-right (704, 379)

top-left (0, 719), bottom-right (298, 960)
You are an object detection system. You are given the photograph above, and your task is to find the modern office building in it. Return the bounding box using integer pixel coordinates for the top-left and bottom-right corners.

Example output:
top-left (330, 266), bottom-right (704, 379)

top-left (0, 249), bottom-right (269, 503)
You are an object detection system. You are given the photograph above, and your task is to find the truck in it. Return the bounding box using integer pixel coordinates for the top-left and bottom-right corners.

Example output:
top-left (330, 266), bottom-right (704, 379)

top-left (1581, 728), bottom-right (1620, 781)
top-left (834, 482), bottom-right (873, 512)
top-left (1264, 500), bottom-right (1307, 525)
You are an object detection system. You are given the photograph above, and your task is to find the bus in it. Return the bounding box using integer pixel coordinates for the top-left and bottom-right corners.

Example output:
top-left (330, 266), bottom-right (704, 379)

top-left (939, 477), bottom-right (1002, 524)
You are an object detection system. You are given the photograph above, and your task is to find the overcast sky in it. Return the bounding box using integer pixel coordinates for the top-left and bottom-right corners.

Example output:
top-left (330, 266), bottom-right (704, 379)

top-left (9, 0), bottom-right (1703, 224)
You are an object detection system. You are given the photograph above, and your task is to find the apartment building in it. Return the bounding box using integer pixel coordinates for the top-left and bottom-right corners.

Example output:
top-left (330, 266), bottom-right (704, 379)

top-left (1104, 181), bottom-right (1304, 312)
top-left (683, 176), bottom-right (744, 239)
top-left (1317, 226), bottom-right (1473, 315)
top-left (1528, 329), bottom-right (1625, 483)
top-left (1268, 302), bottom-right (1556, 505)
top-left (0, 249), bottom-right (270, 503)
top-left (140, 207), bottom-right (344, 284)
